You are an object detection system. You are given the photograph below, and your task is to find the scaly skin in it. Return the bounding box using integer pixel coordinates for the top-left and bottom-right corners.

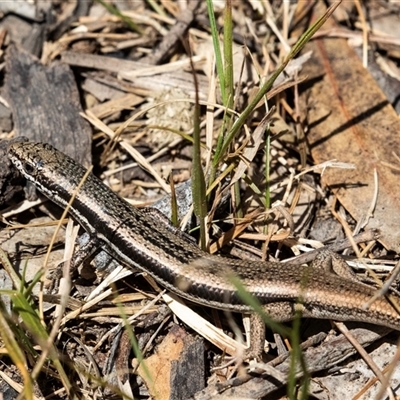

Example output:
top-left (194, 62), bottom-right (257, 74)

top-left (7, 141), bottom-right (400, 342)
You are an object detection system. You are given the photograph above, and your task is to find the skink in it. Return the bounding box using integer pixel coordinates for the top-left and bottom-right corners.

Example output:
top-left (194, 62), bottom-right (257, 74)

top-left (7, 141), bottom-right (400, 337)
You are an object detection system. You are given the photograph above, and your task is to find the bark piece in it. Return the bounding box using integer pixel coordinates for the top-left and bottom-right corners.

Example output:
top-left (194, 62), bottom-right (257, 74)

top-left (170, 334), bottom-right (205, 400)
top-left (0, 15), bottom-right (46, 56)
top-left (139, 324), bottom-right (204, 400)
top-left (4, 45), bottom-right (92, 167)
top-left (300, 37), bottom-right (400, 252)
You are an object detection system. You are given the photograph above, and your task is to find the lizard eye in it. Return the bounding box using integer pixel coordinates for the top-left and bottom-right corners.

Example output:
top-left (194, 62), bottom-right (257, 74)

top-left (22, 161), bottom-right (35, 175)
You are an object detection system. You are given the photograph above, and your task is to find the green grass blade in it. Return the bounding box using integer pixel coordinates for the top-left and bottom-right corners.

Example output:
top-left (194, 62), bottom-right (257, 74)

top-left (0, 298), bottom-right (34, 399)
top-left (214, 1), bottom-right (342, 165)
top-left (4, 289), bottom-right (75, 396)
top-left (223, 0), bottom-right (234, 109)
top-left (206, 0), bottom-right (226, 103)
